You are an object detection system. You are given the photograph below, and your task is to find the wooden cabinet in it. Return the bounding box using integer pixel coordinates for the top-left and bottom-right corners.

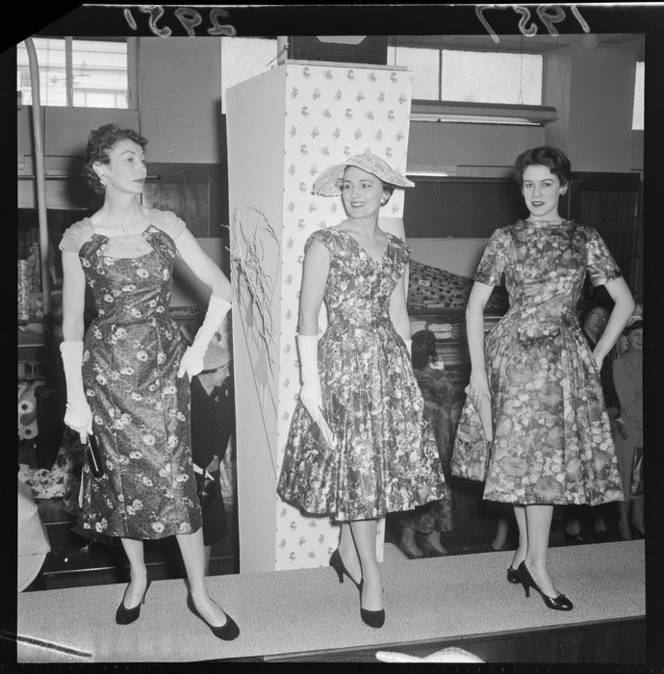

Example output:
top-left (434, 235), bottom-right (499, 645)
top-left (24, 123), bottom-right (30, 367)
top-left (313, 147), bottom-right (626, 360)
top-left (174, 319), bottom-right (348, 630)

top-left (566, 171), bottom-right (643, 302)
top-left (142, 162), bottom-right (227, 238)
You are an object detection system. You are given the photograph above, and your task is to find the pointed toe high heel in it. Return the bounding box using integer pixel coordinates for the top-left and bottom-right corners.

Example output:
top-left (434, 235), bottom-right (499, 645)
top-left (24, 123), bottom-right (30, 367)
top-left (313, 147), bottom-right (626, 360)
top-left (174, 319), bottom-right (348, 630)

top-left (360, 606), bottom-right (386, 628)
top-left (330, 548), bottom-right (362, 593)
top-left (115, 579), bottom-right (151, 625)
top-left (507, 566), bottom-right (520, 584)
top-left (421, 540), bottom-right (449, 557)
top-left (517, 562), bottom-right (573, 611)
top-left (359, 579), bottom-right (385, 628)
top-left (186, 595), bottom-right (240, 641)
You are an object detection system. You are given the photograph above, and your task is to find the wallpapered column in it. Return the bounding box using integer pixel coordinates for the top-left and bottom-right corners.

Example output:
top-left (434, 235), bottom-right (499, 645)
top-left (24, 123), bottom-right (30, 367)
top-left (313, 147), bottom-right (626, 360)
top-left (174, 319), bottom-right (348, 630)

top-left (226, 61), bottom-right (413, 572)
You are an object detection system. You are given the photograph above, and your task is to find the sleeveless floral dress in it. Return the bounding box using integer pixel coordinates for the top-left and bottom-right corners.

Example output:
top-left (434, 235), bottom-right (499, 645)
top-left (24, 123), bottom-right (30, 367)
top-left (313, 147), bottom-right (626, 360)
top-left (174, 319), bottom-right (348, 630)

top-left (59, 210), bottom-right (202, 539)
top-left (452, 219), bottom-right (625, 506)
top-left (278, 227), bottom-right (448, 521)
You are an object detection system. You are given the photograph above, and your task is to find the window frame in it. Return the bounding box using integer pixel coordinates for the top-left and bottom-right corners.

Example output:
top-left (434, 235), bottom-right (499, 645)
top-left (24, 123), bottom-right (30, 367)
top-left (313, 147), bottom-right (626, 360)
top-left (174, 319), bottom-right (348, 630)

top-left (17, 36), bottom-right (137, 111)
top-left (632, 60), bottom-right (644, 131)
top-left (387, 42), bottom-right (551, 126)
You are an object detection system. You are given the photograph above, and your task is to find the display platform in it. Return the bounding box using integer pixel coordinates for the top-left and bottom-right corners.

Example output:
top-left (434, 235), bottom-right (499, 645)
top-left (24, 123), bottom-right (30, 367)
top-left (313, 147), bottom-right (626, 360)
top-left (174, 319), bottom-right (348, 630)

top-left (15, 540), bottom-right (645, 664)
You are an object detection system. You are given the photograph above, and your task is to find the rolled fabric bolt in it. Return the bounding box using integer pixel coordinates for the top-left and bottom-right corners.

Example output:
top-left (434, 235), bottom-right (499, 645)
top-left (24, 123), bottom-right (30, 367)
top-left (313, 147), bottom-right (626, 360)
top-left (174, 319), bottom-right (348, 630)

top-left (19, 399), bottom-right (35, 414)
top-left (20, 411), bottom-right (38, 426)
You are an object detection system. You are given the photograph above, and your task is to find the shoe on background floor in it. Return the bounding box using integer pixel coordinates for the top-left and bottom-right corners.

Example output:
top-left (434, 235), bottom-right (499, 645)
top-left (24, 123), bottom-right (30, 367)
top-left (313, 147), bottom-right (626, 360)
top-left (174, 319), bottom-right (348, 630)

top-left (396, 539), bottom-right (424, 559)
top-left (563, 530), bottom-right (586, 545)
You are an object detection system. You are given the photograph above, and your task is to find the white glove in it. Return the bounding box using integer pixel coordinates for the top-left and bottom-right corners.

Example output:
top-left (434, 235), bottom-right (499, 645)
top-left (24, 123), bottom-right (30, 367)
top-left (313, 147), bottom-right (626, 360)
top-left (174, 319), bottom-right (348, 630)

top-left (297, 334), bottom-right (337, 449)
top-left (178, 295), bottom-right (232, 379)
top-left (404, 339), bottom-right (412, 358)
top-left (60, 341), bottom-right (93, 443)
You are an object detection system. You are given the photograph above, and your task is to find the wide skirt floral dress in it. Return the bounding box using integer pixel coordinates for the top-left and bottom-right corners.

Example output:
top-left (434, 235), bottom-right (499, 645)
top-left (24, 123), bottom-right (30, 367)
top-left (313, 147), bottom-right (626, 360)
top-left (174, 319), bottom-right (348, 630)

top-left (452, 220), bottom-right (625, 506)
top-left (277, 227), bottom-right (448, 521)
top-left (59, 213), bottom-right (202, 539)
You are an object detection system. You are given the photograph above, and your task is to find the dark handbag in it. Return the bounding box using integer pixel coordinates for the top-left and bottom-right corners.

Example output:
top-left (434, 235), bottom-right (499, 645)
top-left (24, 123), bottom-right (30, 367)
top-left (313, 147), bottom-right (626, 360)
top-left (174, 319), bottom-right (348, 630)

top-left (85, 434), bottom-right (104, 478)
top-left (194, 467), bottom-right (217, 509)
top-left (630, 446), bottom-right (644, 497)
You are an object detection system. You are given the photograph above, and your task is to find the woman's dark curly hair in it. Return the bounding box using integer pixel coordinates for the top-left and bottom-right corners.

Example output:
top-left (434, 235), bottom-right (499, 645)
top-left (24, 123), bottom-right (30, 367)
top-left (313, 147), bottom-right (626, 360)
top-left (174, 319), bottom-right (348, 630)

top-left (624, 320), bottom-right (643, 335)
top-left (411, 329), bottom-right (437, 370)
top-left (514, 145), bottom-right (572, 188)
top-left (82, 124), bottom-right (148, 194)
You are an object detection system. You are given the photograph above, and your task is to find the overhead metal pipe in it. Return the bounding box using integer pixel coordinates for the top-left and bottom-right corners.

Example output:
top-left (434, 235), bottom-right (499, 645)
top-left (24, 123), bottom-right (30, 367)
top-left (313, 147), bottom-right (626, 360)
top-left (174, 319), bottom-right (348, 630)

top-left (24, 37), bottom-right (51, 317)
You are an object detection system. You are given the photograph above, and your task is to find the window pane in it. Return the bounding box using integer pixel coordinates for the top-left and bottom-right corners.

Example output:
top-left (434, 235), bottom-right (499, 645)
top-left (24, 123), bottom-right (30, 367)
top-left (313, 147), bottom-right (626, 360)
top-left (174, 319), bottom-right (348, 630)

top-left (632, 61), bottom-right (644, 131)
top-left (221, 37), bottom-right (277, 114)
top-left (17, 38), bottom-right (128, 109)
top-left (72, 40), bottom-right (128, 109)
top-left (387, 46), bottom-right (439, 100)
top-left (441, 50), bottom-right (542, 105)
top-left (17, 38), bottom-right (67, 106)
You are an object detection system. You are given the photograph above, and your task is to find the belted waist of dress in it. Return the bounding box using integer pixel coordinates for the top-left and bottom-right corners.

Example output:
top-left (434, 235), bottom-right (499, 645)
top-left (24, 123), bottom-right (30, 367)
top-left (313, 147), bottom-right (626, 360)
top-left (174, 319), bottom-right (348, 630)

top-left (325, 313), bottom-right (392, 330)
top-left (91, 310), bottom-right (176, 327)
top-left (513, 303), bottom-right (579, 342)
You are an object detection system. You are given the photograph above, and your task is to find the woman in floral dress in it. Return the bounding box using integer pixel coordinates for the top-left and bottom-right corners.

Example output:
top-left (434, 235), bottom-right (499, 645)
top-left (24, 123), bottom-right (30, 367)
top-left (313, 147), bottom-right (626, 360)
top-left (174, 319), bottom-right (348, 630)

top-left (277, 153), bottom-right (447, 628)
top-left (613, 320), bottom-right (644, 539)
top-left (452, 146), bottom-right (634, 611)
top-left (392, 329), bottom-right (456, 558)
top-left (60, 124), bottom-right (238, 639)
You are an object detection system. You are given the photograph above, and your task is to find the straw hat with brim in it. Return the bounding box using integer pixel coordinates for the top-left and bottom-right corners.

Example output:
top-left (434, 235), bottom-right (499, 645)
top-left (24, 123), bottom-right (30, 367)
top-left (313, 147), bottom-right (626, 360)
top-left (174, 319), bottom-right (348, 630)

top-left (201, 343), bottom-right (232, 373)
top-left (312, 152), bottom-right (415, 197)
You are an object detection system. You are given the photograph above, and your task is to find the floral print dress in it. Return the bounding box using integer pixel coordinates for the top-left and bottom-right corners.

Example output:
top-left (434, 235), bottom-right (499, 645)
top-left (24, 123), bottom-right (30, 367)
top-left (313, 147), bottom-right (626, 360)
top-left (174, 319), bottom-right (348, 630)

top-left (452, 220), bottom-right (625, 506)
top-left (277, 227), bottom-right (448, 521)
top-left (59, 210), bottom-right (202, 539)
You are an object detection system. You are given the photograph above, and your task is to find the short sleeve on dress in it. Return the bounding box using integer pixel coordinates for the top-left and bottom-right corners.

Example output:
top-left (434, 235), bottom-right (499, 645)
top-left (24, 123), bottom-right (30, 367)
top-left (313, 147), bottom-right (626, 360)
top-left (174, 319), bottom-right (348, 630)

top-left (473, 227), bottom-right (510, 287)
top-left (305, 228), bottom-right (338, 257)
top-left (585, 227), bottom-right (622, 286)
top-left (153, 209), bottom-right (187, 241)
top-left (59, 219), bottom-right (95, 253)
top-left (390, 234), bottom-right (410, 267)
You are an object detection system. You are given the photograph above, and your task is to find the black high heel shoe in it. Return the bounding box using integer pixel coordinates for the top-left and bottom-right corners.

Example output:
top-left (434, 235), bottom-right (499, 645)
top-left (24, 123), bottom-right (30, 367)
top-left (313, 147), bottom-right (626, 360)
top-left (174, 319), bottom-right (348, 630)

top-left (186, 595), bottom-right (240, 640)
top-left (329, 548), bottom-right (362, 592)
top-left (115, 579), bottom-right (152, 625)
top-left (517, 562), bottom-right (573, 611)
top-left (359, 581), bottom-right (385, 628)
top-left (507, 566), bottom-right (520, 584)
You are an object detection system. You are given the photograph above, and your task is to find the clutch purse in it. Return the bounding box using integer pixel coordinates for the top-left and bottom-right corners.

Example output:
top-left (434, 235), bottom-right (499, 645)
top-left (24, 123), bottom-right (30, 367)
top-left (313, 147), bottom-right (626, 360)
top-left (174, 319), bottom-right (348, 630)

top-left (194, 466), bottom-right (217, 509)
top-left (85, 434), bottom-right (104, 478)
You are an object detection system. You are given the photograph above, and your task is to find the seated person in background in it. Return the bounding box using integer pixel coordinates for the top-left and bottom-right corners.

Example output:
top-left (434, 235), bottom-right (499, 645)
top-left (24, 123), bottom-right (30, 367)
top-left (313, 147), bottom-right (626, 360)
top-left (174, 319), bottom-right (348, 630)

top-left (183, 325), bottom-right (235, 575)
top-left (390, 329), bottom-right (456, 558)
top-left (612, 320), bottom-right (644, 540)
top-left (563, 302), bottom-right (621, 544)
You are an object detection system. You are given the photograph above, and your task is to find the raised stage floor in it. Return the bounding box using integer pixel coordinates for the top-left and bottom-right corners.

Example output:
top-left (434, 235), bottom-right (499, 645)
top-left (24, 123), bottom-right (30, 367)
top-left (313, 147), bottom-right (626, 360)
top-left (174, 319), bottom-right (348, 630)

top-left (14, 539), bottom-right (646, 664)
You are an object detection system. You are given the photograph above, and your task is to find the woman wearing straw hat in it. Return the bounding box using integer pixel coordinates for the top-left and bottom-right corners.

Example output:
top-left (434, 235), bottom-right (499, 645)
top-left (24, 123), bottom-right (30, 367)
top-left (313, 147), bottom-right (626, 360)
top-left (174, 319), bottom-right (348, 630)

top-left (278, 152), bottom-right (448, 628)
top-left (186, 326), bottom-right (234, 574)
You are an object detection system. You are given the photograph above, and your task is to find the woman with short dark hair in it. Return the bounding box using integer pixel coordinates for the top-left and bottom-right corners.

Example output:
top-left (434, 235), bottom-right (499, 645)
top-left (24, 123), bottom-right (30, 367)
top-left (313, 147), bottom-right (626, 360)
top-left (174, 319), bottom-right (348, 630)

top-left (453, 145), bottom-right (635, 611)
top-left (59, 123), bottom-right (239, 639)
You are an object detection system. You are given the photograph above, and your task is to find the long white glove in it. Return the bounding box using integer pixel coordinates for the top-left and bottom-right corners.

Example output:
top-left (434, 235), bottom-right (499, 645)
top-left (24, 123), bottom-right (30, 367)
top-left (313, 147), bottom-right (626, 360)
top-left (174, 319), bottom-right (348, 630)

top-left (60, 341), bottom-right (93, 443)
top-left (178, 295), bottom-right (232, 379)
top-left (297, 334), bottom-right (337, 449)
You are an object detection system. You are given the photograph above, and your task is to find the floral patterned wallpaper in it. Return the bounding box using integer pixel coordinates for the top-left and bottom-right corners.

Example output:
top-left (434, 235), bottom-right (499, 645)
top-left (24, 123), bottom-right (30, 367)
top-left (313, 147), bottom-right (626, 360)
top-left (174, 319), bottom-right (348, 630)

top-left (274, 62), bottom-right (413, 570)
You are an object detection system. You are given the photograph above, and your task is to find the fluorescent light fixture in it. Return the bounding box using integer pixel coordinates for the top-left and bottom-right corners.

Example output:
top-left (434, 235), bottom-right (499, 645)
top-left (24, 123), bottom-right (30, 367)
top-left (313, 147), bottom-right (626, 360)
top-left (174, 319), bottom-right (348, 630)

top-left (410, 100), bottom-right (558, 126)
top-left (407, 166), bottom-right (455, 177)
top-left (315, 36), bottom-right (367, 46)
